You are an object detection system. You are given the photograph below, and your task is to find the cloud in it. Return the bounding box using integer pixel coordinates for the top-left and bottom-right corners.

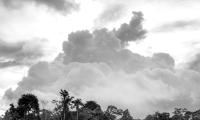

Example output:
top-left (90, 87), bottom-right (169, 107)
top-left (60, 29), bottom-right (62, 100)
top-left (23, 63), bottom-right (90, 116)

top-left (1, 0), bottom-right (79, 14)
top-left (62, 29), bottom-right (121, 66)
top-left (146, 0), bottom-right (200, 6)
top-left (95, 4), bottom-right (125, 26)
top-left (187, 53), bottom-right (200, 73)
top-left (0, 38), bottom-right (46, 68)
top-left (153, 20), bottom-right (200, 32)
top-left (0, 61), bottom-right (20, 68)
top-left (4, 53), bottom-right (200, 117)
top-left (114, 11), bottom-right (147, 46)
top-left (3, 12), bottom-right (200, 118)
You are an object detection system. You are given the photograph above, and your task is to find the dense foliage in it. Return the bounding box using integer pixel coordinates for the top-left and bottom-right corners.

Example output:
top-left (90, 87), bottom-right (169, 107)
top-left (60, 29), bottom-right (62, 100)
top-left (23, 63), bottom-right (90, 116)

top-left (1, 90), bottom-right (200, 120)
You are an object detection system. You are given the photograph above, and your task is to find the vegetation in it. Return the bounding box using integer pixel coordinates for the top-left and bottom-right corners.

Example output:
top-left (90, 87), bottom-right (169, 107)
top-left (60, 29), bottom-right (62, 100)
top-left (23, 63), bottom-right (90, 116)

top-left (3, 94), bottom-right (40, 120)
top-left (2, 90), bottom-right (200, 120)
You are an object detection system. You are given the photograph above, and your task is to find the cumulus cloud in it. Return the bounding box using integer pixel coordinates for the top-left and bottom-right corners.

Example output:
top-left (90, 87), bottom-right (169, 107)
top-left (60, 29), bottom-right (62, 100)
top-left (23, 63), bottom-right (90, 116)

top-left (114, 12), bottom-right (147, 46)
top-left (153, 20), bottom-right (200, 32)
top-left (0, 38), bottom-right (46, 68)
top-left (3, 12), bottom-right (200, 118)
top-left (4, 53), bottom-right (200, 117)
top-left (1, 0), bottom-right (79, 14)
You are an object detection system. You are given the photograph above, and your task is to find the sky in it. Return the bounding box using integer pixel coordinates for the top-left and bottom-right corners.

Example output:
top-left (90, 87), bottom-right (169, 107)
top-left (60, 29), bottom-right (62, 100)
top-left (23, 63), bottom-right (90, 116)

top-left (0, 0), bottom-right (200, 118)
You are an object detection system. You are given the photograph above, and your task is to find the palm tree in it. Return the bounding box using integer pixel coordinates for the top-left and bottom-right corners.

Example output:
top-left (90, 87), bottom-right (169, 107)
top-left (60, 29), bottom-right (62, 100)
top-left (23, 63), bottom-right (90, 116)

top-left (59, 89), bottom-right (74, 120)
top-left (72, 99), bottom-right (84, 120)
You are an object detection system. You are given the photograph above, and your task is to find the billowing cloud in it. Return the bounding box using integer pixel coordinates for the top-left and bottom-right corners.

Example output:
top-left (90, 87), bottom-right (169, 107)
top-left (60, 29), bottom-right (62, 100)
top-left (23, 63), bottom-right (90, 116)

top-left (2, 12), bottom-right (200, 118)
top-left (0, 38), bottom-right (46, 68)
top-left (114, 12), bottom-right (147, 46)
top-left (4, 52), bottom-right (200, 117)
top-left (153, 20), bottom-right (200, 32)
top-left (1, 0), bottom-right (79, 14)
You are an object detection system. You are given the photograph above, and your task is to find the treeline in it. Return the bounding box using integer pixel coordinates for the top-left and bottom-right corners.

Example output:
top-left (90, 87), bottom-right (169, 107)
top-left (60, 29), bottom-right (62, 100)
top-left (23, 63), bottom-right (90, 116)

top-left (1, 90), bottom-right (200, 120)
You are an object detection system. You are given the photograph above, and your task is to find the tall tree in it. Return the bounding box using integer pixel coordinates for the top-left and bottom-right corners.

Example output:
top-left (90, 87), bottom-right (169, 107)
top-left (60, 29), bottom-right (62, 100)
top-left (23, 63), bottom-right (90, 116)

top-left (17, 94), bottom-right (40, 120)
top-left (84, 101), bottom-right (100, 111)
top-left (52, 100), bottom-right (63, 120)
top-left (104, 105), bottom-right (123, 120)
top-left (144, 112), bottom-right (170, 120)
top-left (40, 109), bottom-right (53, 120)
top-left (3, 104), bottom-right (19, 120)
top-left (82, 101), bottom-right (103, 120)
top-left (59, 89), bottom-right (74, 120)
top-left (72, 99), bottom-right (84, 120)
top-left (120, 109), bottom-right (133, 120)
top-left (172, 108), bottom-right (187, 120)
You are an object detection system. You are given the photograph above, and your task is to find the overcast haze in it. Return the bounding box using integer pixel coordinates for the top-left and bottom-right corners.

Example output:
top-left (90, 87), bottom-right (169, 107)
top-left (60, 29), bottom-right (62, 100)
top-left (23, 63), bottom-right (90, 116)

top-left (0, 0), bottom-right (200, 118)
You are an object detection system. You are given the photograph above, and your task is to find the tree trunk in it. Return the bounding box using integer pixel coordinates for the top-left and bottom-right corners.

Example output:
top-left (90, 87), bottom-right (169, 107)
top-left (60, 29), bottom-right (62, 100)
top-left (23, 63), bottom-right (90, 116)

top-left (63, 98), bottom-right (68, 120)
top-left (76, 106), bottom-right (79, 120)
